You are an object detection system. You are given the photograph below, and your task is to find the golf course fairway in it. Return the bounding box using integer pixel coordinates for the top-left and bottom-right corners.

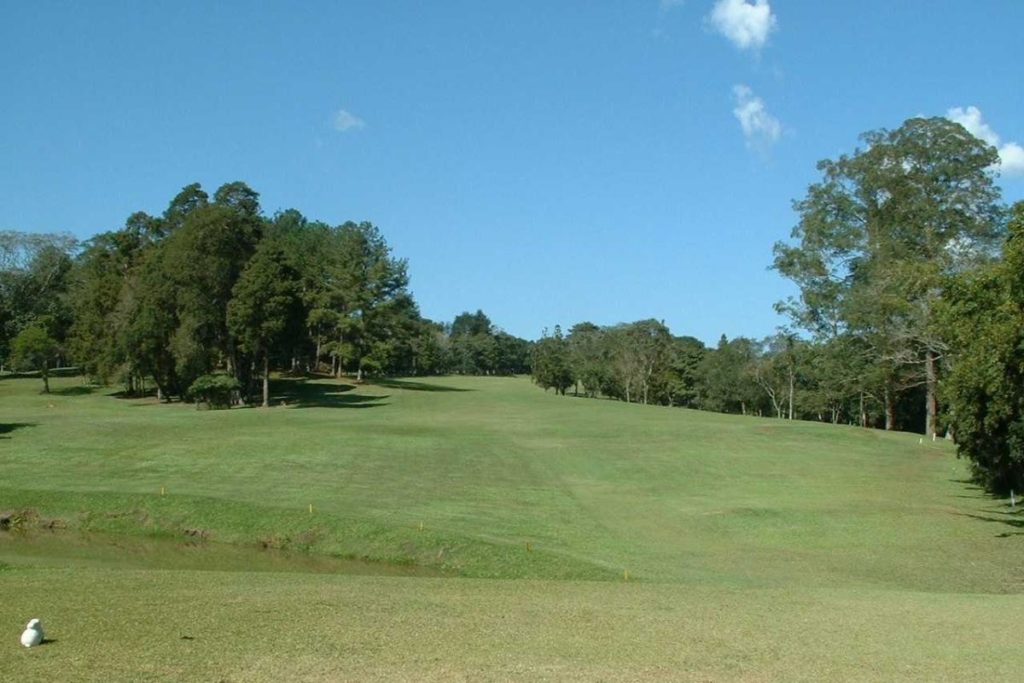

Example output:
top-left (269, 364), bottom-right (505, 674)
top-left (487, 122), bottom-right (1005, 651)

top-left (2, 374), bottom-right (1021, 681)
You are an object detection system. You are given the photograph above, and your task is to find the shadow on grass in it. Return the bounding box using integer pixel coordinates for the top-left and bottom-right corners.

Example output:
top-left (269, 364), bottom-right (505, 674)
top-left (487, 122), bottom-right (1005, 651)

top-left (957, 510), bottom-right (1024, 538)
top-left (270, 378), bottom-right (388, 409)
top-left (111, 387), bottom-right (161, 400)
top-left (371, 378), bottom-right (472, 393)
top-left (50, 385), bottom-right (99, 397)
top-left (0, 367), bottom-right (81, 381)
top-left (0, 422), bottom-right (36, 439)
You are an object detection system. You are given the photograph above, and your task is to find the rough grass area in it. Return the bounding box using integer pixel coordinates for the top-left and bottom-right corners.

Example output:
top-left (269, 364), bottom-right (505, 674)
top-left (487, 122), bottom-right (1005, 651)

top-left (1, 374), bottom-right (1022, 680)
top-left (5, 568), bottom-right (1024, 682)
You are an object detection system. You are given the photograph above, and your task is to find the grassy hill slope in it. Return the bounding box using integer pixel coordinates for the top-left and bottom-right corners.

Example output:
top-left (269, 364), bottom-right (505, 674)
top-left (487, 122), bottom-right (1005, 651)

top-left (1, 374), bottom-right (1022, 680)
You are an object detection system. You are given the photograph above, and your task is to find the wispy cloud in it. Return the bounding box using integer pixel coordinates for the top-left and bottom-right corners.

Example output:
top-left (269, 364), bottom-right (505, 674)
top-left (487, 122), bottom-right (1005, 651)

top-left (733, 84), bottom-right (781, 151)
top-left (333, 109), bottom-right (366, 133)
top-left (708, 0), bottom-right (777, 52)
top-left (946, 106), bottom-right (1024, 176)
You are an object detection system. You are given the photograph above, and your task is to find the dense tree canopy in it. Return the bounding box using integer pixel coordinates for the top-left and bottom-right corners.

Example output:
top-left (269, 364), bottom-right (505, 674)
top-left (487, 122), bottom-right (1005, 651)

top-left (0, 231), bottom-right (77, 370)
top-left (941, 202), bottom-right (1024, 492)
top-left (774, 117), bottom-right (1004, 436)
top-left (227, 240), bottom-right (304, 407)
top-left (2, 182), bottom-right (532, 406)
top-left (9, 324), bottom-right (59, 393)
top-left (531, 326), bottom-right (573, 395)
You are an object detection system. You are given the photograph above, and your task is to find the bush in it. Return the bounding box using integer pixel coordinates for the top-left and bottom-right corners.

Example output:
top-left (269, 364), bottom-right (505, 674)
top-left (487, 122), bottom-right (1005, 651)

top-left (188, 374), bottom-right (241, 409)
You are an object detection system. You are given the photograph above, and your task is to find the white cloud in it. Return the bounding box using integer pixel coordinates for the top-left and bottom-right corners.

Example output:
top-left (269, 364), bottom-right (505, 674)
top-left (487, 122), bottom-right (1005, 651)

top-left (999, 142), bottom-right (1024, 176)
top-left (733, 84), bottom-right (781, 150)
top-left (947, 106), bottom-right (1024, 176)
top-left (946, 106), bottom-right (998, 146)
top-left (334, 109), bottom-right (366, 132)
top-left (708, 0), bottom-right (777, 52)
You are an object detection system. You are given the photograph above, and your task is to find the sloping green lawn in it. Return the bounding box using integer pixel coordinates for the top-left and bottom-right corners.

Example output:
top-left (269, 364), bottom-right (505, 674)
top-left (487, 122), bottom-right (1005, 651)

top-left (1, 374), bottom-right (1021, 680)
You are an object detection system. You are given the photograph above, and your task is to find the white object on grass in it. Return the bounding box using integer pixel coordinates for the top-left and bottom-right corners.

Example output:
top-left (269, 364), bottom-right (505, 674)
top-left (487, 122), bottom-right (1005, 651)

top-left (20, 619), bottom-right (43, 647)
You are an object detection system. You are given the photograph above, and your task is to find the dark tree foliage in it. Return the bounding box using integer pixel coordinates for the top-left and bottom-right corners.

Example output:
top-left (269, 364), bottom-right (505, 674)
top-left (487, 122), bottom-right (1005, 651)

top-left (188, 374), bottom-right (241, 410)
top-left (0, 231), bottom-right (77, 368)
top-left (9, 324), bottom-right (59, 393)
top-left (451, 310), bottom-right (493, 338)
top-left (556, 320), bottom-right (714, 409)
top-left (941, 202), bottom-right (1024, 493)
top-left (664, 336), bottom-right (706, 408)
top-left (408, 319), bottom-right (451, 376)
top-left (69, 220), bottom-right (153, 389)
top-left (163, 183), bottom-right (208, 233)
top-left (8, 182), bottom-right (531, 407)
top-left (531, 325), bottom-right (573, 395)
top-left (699, 335), bottom-right (760, 415)
top-left (448, 310), bottom-right (531, 376)
top-left (228, 240), bottom-right (304, 407)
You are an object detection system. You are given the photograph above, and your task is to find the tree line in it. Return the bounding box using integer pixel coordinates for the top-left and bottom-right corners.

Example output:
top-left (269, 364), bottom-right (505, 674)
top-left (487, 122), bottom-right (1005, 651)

top-left (3, 116), bottom-right (1022, 493)
top-left (0, 183), bottom-right (529, 406)
top-left (532, 321), bottom-right (921, 426)
top-left (532, 117), bottom-right (1023, 494)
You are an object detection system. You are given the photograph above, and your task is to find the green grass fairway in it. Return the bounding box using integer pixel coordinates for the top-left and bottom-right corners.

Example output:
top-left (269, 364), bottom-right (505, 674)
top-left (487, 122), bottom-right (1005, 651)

top-left (2, 374), bottom-right (1022, 680)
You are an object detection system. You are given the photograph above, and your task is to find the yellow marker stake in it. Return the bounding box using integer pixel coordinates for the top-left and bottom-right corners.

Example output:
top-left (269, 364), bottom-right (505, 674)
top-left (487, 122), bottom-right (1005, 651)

top-left (419, 522), bottom-right (424, 532)
top-left (309, 504), bottom-right (313, 514)
top-left (160, 486), bottom-right (165, 496)
top-left (624, 570), bottom-right (630, 582)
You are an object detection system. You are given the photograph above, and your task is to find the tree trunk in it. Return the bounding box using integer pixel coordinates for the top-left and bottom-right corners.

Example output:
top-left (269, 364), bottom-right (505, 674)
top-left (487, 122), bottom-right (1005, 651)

top-left (884, 386), bottom-right (895, 431)
top-left (262, 352), bottom-right (270, 408)
top-left (787, 367), bottom-right (795, 420)
top-left (336, 332), bottom-right (345, 379)
top-left (925, 349), bottom-right (938, 439)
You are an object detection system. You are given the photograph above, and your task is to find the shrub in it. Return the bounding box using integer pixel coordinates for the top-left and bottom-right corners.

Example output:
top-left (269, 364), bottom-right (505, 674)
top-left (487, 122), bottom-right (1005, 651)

top-left (188, 374), bottom-right (241, 409)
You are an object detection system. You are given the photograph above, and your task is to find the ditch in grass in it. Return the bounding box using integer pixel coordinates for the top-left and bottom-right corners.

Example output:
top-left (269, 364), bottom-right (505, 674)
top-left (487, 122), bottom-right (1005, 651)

top-left (0, 528), bottom-right (444, 576)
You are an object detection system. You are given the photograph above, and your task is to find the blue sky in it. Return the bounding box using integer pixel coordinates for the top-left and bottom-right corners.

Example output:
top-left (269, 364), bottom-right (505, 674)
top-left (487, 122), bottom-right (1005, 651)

top-left (2, 1), bottom-right (1022, 344)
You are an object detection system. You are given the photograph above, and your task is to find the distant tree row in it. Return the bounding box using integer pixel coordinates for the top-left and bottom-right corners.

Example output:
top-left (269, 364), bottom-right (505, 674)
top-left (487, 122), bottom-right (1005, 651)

top-left (4, 115), bottom-right (1023, 493)
top-left (447, 310), bottom-right (531, 375)
top-left (0, 231), bottom-right (77, 390)
top-left (532, 117), bottom-right (1022, 493)
top-left (0, 183), bottom-right (531, 405)
top-left (530, 320), bottom-right (924, 427)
